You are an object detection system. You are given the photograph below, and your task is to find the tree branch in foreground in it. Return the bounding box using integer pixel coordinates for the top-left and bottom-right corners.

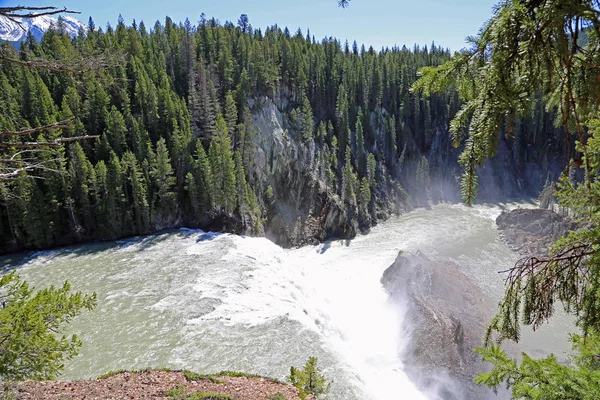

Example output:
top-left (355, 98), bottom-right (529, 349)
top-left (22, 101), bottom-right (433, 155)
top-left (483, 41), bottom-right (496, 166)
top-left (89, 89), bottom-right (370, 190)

top-left (0, 6), bottom-right (80, 30)
top-left (0, 49), bottom-right (126, 75)
top-left (485, 241), bottom-right (596, 345)
top-left (0, 119), bottom-right (98, 179)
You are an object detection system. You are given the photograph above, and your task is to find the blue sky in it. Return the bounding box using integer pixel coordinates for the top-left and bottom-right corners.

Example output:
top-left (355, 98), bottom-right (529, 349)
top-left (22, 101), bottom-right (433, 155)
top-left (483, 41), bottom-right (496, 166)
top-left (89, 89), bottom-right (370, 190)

top-left (4, 0), bottom-right (498, 51)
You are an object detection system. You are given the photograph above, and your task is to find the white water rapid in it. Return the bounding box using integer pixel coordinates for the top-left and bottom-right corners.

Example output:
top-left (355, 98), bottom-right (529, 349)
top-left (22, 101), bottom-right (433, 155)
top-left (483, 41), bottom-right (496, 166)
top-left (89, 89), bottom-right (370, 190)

top-left (1, 203), bottom-right (574, 399)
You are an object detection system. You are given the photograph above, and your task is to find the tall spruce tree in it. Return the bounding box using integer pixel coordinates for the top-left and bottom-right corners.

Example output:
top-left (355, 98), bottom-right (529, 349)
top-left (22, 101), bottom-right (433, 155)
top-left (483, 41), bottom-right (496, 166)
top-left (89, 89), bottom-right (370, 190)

top-left (209, 116), bottom-right (236, 213)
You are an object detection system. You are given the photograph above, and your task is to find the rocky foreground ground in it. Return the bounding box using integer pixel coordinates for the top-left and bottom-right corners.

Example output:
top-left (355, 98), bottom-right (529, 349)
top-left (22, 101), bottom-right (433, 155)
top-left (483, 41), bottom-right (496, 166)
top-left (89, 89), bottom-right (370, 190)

top-left (13, 370), bottom-right (307, 400)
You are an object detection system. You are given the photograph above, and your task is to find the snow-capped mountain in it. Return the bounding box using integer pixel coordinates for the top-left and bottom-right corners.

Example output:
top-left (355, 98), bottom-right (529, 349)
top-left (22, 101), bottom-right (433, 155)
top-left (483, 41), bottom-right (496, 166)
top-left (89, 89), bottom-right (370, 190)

top-left (0, 15), bottom-right (86, 44)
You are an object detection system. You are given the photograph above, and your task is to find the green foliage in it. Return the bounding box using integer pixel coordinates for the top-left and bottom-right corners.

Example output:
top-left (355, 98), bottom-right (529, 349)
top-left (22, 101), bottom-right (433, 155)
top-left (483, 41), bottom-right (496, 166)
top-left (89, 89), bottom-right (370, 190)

top-left (366, 153), bottom-right (377, 190)
top-left (287, 356), bottom-right (331, 400)
top-left (413, 0), bottom-right (600, 204)
top-left (341, 146), bottom-right (358, 207)
top-left (475, 332), bottom-right (600, 399)
top-left (0, 273), bottom-right (96, 381)
top-left (209, 116), bottom-right (237, 213)
top-left (216, 370), bottom-right (262, 379)
top-left (150, 138), bottom-right (177, 224)
top-left (358, 177), bottom-right (371, 218)
top-left (415, 155), bottom-right (431, 205)
top-left (266, 393), bottom-right (286, 400)
top-left (97, 369), bottom-right (130, 379)
top-left (96, 367), bottom-right (173, 379)
top-left (183, 370), bottom-right (224, 384)
top-left (166, 386), bottom-right (235, 400)
top-left (0, 10), bottom-right (466, 251)
top-left (410, 0), bottom-right (600, 396)
top-left (266, 185), bottom-right (274, 202)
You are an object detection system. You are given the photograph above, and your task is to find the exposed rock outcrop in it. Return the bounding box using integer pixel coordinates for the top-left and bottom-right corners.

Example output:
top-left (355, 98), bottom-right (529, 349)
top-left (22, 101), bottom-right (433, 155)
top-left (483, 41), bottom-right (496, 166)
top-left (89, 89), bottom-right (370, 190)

top-left (496, 208), bottom-right (580, 255)
top-left (250, 97), bottom-right (362, 247)
top-left (381, 251), bottom-right (494, 400)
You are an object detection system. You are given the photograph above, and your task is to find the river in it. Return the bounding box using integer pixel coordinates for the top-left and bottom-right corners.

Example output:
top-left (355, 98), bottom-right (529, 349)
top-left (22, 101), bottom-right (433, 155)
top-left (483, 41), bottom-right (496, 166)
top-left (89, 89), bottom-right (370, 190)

top-left (0, 203), bottom-right (575, 399)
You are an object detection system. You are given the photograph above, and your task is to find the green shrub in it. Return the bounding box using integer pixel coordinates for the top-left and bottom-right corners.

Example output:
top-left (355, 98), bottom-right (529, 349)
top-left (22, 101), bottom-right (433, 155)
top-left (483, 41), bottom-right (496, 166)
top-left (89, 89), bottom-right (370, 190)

top-left (0, 273), bottom-right (97, 381)
top-left (266, 393), bottom-right (287, 400)
top-left (166, 386), bottom-right (236, 400)
top-left (98, 367), bottom-right (172, 379)
top-left (183, 370), bottom-right (224, 384)
top-left (287, 357), bottom-right (331, 399)
top-left (217, 370), bottom-right (261, 378)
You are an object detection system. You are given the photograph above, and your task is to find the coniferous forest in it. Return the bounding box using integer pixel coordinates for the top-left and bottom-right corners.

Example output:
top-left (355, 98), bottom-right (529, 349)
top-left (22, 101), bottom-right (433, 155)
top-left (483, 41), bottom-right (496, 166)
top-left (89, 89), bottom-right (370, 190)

top-left (0, 14), bottom-right (566, 253)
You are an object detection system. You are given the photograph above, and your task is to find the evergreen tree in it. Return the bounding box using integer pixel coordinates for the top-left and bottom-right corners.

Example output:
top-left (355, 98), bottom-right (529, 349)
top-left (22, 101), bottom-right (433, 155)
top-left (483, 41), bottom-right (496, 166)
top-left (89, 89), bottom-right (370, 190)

top-left (367, 153), bottom-right (377, 190)
top-left (150, 138), bottom-right (177, 223)
top-left (411, 0), bottom-right (600, 396)
top-left (415, 155), bottom-right (431, 205)
top-left (355, 116), bottom-right (365, 175)
top-left (341, 145), bottom-right (357, 207)
top-left (122, 151), bottom-right (150, 234)
top-left (193, 139), bottom-right (214, 212)
top-left (0, 273), bottom-right (96, 381)
top-left (209, 116), bottom-right (236, 213)
top-left (358, 177), bottom-right (371, 218)
top-left (224, 91), bottom-right (238, 139)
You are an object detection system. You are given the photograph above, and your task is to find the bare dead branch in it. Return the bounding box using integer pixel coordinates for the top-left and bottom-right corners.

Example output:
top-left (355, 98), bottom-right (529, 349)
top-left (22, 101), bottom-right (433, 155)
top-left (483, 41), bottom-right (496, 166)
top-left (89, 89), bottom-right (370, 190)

top-left (0, 135), bottom-right (99, 148)
top-left (0, 49), bottom-right (126, 75)
top-left (0, 6), bottom-right (80, 31)
top-left (0, 156), bottom-right (66, 179)
top-left (54, 135), bottom-right (99, 143)
top-left (0, 119), bottom-right (75, 139)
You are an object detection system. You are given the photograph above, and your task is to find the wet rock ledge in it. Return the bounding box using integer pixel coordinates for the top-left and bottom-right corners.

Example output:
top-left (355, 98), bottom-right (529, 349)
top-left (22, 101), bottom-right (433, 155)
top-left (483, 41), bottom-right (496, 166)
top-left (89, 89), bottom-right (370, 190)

top-left (381, 251), bottom-right (494, 400)
top-left (496, 208), bottom-right (580, 255)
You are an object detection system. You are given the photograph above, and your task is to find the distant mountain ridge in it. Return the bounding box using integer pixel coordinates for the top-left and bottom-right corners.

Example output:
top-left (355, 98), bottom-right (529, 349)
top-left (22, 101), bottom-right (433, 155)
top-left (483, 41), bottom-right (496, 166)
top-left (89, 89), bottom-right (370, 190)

top-left (0, 15), bottom-right (85, 44)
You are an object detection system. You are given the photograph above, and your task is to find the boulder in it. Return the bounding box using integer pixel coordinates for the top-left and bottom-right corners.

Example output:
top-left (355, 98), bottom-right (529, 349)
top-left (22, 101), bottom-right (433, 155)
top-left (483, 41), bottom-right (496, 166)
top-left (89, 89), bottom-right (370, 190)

top-left (381, 251), bottom-right (494, 400)
top-left (496, 208), bottom-right (579, 255)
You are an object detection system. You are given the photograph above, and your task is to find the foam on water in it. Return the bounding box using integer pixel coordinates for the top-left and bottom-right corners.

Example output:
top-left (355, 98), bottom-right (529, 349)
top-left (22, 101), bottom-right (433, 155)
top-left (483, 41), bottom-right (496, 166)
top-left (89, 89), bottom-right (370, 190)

top-left (5, 202), bottom-right (574, 400)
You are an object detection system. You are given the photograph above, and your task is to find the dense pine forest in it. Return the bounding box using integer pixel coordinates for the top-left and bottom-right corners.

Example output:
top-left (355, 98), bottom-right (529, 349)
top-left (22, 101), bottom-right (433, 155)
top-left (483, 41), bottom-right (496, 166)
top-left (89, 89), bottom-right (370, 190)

top-left (0, 14), bottom-right (566, 253)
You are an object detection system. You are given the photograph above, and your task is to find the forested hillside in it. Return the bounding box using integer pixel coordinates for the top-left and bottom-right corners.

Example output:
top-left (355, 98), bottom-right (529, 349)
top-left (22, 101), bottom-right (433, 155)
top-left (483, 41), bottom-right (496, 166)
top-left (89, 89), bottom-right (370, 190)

top-left (0, 14), bottom-right (565, 252)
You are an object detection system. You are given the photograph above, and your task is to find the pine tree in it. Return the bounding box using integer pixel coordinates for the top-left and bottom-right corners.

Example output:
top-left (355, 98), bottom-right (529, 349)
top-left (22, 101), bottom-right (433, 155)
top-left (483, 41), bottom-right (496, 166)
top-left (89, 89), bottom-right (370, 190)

top-left (367, 153), bottom-right (377, 190)
top-left (190, 59), bottom-right (216, 144)
top-left (150, 138), bottom-right (177, 223)
top-left (355, 116), bottom-right (365, 176)
top-left (0, 272), bottom-right (96, 381)
top-left (193, 140), bottom-right (214, 212)
top-left (235, 150), bottom-right (248, 216)
top-left (415, 155), bottom-right (431, 205)
top-left (335, 83), bottom-right (350, 161)
top-left (106, 151), bottom-right (125, 238)
top-left (341, 145), bottom-right (357, 207)
top-left (209, 115), bottom-right (236, 213)
top-left (224, 91), bottom-right (238, 140)
top-left (104, 106), bottom-right (128, 157)
top-left (359, 177), bottom-right (371, 216)
top-left (122, 151), bottom-right (150, 234)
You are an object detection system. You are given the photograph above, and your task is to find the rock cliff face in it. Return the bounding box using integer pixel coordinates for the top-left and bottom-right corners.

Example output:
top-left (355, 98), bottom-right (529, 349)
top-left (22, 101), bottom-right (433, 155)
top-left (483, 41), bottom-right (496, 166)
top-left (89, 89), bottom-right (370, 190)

top-left (246, 95), bottom-right (565, 246)
top-left (381, 251), bottom-right (494, 400)
top-left (496, 208), bottom-right (580, 255)
top-left (250, 97), bottom-right (363, 247)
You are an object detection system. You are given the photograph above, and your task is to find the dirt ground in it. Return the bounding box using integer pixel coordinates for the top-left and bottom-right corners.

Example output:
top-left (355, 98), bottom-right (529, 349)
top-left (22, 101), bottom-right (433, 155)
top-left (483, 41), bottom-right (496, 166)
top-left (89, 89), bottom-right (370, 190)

top-left (13, 370), bottom-right (306, 400)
